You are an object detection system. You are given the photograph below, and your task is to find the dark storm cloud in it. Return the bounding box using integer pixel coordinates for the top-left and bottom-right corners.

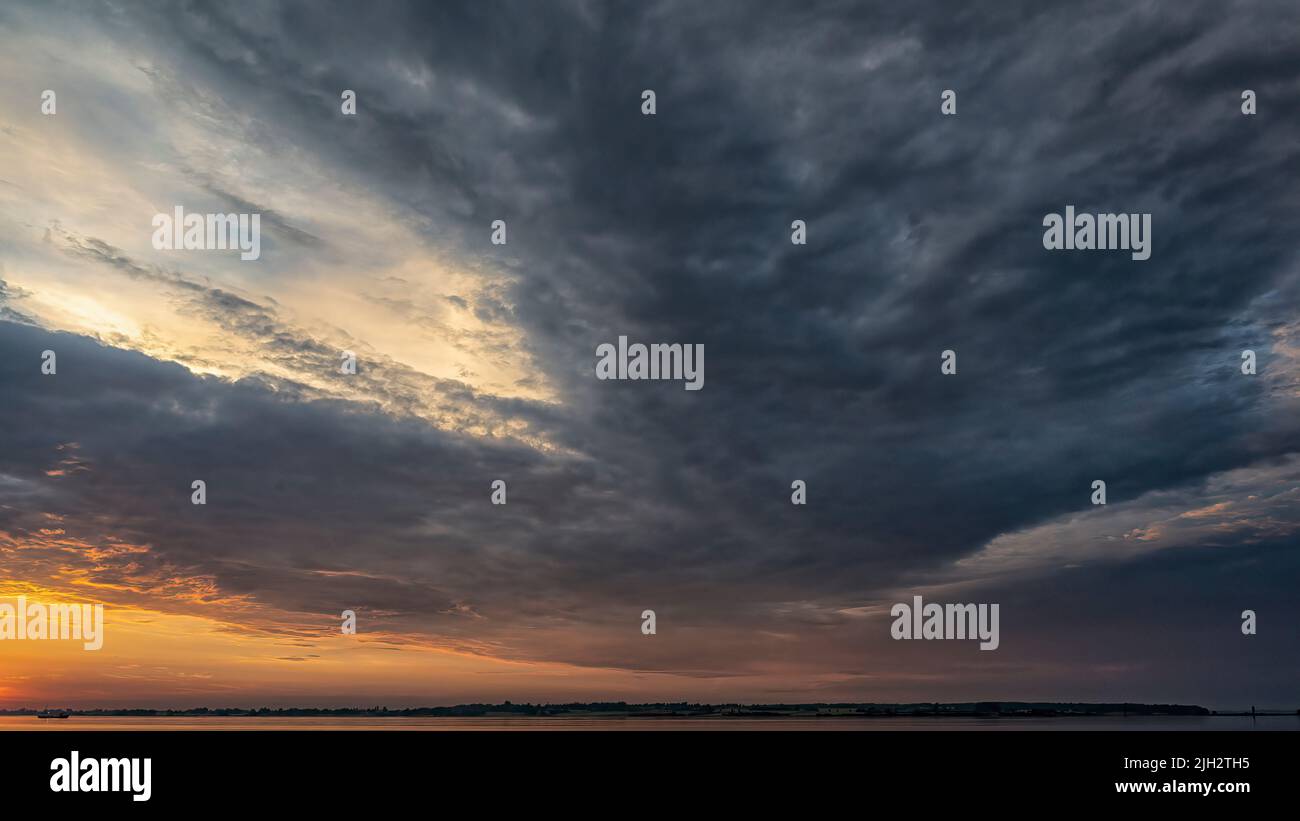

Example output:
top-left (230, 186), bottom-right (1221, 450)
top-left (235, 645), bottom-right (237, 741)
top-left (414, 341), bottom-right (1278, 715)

top-left (4, 0), bottom-right (1300, 701)
top-left (0, 319), bottom-right (617, 655)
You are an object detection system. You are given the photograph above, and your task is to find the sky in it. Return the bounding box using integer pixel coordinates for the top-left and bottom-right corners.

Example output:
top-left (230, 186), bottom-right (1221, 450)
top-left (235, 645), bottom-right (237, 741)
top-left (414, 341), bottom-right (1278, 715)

top-left (1, 0), bottom-right (1299, 710)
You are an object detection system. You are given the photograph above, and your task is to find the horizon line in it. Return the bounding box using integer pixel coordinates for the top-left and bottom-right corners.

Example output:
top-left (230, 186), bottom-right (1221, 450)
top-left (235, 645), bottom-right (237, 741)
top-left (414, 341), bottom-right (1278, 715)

top-left (8, 701), bottom-right (1297, 715)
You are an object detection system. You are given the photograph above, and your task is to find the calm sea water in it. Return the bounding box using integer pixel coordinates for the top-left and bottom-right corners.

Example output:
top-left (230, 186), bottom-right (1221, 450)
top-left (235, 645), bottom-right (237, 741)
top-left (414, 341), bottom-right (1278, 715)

top-left (2, 715), bottom-right (1296, 731)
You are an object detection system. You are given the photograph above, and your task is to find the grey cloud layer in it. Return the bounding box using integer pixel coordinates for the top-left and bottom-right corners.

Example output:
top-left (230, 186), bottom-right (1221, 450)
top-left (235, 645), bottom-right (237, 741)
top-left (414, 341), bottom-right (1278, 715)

top-left (3, 0), bottom-right (1300, 702)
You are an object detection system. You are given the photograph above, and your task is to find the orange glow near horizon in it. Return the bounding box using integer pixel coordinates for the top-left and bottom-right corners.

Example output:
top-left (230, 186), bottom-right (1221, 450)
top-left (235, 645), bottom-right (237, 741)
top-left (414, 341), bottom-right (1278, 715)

top-left (0, 583), bottom-right (685, 709)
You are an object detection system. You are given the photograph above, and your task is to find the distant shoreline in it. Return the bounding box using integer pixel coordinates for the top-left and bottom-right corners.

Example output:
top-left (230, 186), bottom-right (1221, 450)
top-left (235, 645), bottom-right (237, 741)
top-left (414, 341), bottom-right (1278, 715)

top-left (4, 702), bottom-right (1295, 718)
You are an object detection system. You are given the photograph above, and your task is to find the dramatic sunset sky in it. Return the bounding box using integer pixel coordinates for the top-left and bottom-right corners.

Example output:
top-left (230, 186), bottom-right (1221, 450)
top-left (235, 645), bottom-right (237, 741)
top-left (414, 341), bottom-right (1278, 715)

top-left (2, 0), bottom-right (1299, 709)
